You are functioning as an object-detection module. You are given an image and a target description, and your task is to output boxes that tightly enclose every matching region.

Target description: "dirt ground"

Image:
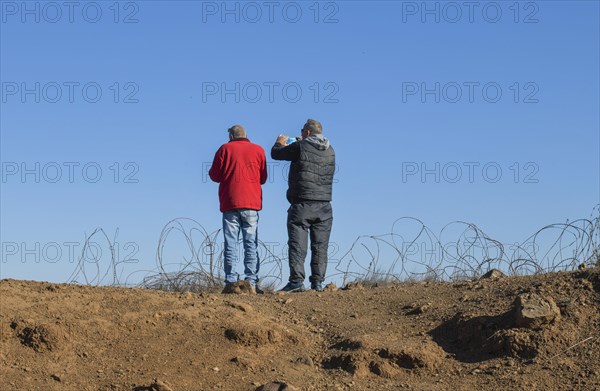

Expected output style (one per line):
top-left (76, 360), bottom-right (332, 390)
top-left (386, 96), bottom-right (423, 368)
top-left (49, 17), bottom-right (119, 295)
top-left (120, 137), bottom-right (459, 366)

top-left (1, 269), bottom-right (599, 391)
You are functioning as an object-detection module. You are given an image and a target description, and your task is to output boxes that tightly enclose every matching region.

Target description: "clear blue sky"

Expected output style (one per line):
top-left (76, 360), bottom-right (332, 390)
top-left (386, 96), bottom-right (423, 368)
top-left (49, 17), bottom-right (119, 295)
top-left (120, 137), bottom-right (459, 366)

top-left (1, 1), bottom-right (598, 284)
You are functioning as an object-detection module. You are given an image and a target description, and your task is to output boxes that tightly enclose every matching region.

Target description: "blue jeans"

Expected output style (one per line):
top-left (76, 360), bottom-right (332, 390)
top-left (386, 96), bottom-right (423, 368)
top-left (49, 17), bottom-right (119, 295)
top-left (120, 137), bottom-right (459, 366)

top-left (222, 209), bottom-right (260, 285)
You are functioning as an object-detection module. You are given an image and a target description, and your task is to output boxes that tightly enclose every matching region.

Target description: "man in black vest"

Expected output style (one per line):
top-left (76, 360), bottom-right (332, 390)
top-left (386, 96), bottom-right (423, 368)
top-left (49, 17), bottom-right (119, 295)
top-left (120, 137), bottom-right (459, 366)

top-left (271, 119), bottom-right (336, 292)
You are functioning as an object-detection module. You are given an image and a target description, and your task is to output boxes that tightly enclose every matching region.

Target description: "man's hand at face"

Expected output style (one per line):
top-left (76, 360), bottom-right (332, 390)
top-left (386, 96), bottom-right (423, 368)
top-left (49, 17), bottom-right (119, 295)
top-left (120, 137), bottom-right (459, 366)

top-left (276, 134), bottom-right (289, 146)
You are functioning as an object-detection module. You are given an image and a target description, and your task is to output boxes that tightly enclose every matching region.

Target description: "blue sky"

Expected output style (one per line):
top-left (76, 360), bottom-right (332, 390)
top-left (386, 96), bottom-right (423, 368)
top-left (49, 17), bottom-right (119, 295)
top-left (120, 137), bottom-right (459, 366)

top-left (1, 1), bottom-right (599, 285)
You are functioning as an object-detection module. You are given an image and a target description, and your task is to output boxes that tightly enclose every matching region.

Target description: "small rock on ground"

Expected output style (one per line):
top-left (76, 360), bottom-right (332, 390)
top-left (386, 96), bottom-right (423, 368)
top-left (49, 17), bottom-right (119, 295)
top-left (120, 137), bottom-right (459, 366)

top-left (256, 381), bottom-right (297, 391)
top-left (513, 293), bottom-right (560, 328)
top-left (480, 269), bottom-right (506, 280)
top-left (151, 378), bottom-right (174, 391)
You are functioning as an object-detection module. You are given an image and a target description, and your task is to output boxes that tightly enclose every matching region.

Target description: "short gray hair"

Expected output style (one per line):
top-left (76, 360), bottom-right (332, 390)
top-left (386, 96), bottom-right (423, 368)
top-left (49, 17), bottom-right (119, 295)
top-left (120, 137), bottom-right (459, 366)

top-left (303, 119), bottom-right (322, 134)
top-left (228, 124), bottom-right (246, 138)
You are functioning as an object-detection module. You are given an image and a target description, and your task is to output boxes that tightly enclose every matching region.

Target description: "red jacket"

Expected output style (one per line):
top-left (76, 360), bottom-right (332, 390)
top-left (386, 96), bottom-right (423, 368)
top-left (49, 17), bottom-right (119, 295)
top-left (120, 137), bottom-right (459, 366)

top-left (209, 139), bottom-right (268, 212)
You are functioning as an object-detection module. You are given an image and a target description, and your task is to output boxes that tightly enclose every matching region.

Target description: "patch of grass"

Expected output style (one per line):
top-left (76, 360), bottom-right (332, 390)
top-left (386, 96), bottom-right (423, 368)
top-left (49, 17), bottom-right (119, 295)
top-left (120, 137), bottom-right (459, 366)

top-left (350, 273), bottom-right (398, 288)
top-left (345, 268), bottom-right (446, 288)
top-left (141, 271), bottom-right (224, 294)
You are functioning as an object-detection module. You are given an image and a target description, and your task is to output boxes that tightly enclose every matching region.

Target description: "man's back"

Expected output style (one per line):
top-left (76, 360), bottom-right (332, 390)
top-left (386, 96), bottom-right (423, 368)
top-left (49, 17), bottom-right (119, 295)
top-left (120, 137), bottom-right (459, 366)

top-left (288, 138), bottom-right (335, 203)
top-left (271, 134), bottom-right (335, 204)
top-left (209, 139), bottom-right (267, 212)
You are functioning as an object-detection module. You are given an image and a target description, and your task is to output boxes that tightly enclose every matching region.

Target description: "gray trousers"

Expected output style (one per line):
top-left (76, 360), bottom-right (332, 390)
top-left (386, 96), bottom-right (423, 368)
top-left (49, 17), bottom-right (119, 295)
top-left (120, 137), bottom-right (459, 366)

top-left (287, 201), bottom-right (333, 283)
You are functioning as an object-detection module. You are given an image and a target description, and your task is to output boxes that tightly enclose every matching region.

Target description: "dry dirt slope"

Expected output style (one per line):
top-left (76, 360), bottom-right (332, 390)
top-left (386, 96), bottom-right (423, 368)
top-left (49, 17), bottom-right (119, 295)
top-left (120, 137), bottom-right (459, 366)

top-left (1, 270), bottom-right (599, 391)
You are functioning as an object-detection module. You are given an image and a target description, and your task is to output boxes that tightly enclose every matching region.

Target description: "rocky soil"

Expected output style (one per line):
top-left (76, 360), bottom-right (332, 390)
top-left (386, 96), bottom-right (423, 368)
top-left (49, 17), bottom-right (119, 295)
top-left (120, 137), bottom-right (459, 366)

top-left (1, 269), bottom-right (599, 390)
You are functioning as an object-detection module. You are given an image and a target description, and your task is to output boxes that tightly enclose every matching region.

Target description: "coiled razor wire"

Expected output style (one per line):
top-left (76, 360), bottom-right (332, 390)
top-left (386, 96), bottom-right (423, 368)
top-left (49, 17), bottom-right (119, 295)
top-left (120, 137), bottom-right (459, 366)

top-left (67, 205), bottom-right (600, 290)
top-left (333, 205), bottom-right (599, 285)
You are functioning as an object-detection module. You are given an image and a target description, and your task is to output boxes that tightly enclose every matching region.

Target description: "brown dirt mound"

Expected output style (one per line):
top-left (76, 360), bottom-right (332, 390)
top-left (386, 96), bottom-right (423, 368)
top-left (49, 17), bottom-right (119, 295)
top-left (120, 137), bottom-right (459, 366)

top-left (377, 341), bottom-right (445, 369)
top-left (10, 319), bottom-right (68, 352)
top-left (222, 280), bottom-right (256, 295)
top-left (323, 336), bottom-right (444, 378)
top-left (224, 321), bottom-right (297, 347)
top-left (1, 270), bottom-right (599, 390)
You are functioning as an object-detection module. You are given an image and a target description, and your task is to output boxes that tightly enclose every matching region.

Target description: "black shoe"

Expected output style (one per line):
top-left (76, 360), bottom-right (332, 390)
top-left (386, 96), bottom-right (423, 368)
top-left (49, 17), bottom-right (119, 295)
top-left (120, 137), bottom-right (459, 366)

top-left (279, 282), bottom-right (305, 292)
top-left (311, 281), bottom-right (323, 292)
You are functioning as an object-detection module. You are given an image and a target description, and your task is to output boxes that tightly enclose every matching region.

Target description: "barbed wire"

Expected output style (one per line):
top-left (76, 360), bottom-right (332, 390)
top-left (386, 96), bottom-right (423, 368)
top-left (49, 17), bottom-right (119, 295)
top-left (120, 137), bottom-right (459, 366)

top-left (67, 205), bottom-right (600, 290)
top-left (136, 217), bottom-right (284, 292)
top-left (333, 205), bottom-right (599, 285)
top-left (66, 228), bottom-right (122, 286)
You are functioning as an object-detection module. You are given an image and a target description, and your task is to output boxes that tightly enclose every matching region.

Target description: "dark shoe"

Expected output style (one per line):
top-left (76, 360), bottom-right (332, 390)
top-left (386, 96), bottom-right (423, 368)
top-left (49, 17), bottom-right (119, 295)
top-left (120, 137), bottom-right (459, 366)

top-left (311, 281), bottom-right (323, 292)
top-left (221, 282), bottom-right (237, 294)
top-left (279, 282), bottom-right (305, 292)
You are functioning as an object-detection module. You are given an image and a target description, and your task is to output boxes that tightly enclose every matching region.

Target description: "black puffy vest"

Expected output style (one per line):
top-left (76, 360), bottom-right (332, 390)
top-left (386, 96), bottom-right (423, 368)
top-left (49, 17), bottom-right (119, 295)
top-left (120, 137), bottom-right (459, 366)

top-left (287, 141), bottom-right (335, 203)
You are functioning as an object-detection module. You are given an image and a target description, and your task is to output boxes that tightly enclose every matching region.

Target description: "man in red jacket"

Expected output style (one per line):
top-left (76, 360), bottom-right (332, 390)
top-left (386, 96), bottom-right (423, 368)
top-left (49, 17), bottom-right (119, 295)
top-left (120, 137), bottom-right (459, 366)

top-left (209, 125), bottom-right (267, 291)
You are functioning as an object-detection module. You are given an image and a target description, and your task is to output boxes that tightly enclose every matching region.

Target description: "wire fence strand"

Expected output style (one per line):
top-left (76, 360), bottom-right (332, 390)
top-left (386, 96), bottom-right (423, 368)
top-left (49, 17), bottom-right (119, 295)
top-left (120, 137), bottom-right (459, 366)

top-left (67, 205), bottom-right (600, 291)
